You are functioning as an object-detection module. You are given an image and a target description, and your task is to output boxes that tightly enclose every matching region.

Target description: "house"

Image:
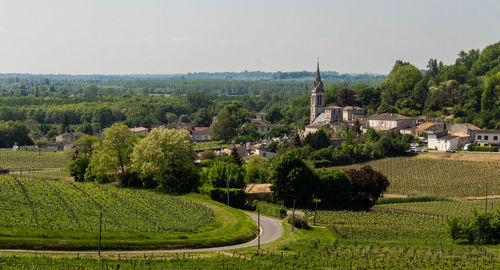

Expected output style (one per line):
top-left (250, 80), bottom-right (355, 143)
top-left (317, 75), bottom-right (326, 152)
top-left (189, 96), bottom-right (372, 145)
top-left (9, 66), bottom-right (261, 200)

top-left (449, 123), bottom-right (480, 143)
top-left (368, 113), bottom-right (415, 133)
top-left (192, 127), bottom-right (212, 141)
top-left (249, 118), bottom-right (280, 134)
top-left (46, 143), bottom-right (62, 151)
top-left (129, 127), bottom-right (148, 136)
top-left (56, 132), bottom-right (86, 144)
top-left (475, 130), bottom-right (500, 147)
top-left (342, 106), bottom-right (366, 122)
top-left (428, 134), bottom-right (460, 151)
top-left (30, 134), bottom-right (49, 142)
top-left (255, 112), bottom-right (266, 121)
top-left (254, 147), bottom-right (276, 161)
top-left (329, 133), bottom-right (345, 146)
top-left (304, 121), bottom-right (345, 137)
top-left (223, 144), bottom-right (249, 158)
top-left (245, 183), bottom-right (272, 203)
top-left (414, 122), bottom-right (446, 136)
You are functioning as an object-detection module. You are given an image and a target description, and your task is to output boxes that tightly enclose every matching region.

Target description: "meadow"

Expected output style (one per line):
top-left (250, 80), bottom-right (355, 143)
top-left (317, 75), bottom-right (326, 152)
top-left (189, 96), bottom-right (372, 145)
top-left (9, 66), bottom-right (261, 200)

top-left (336, 157), bottom-right (500, 198)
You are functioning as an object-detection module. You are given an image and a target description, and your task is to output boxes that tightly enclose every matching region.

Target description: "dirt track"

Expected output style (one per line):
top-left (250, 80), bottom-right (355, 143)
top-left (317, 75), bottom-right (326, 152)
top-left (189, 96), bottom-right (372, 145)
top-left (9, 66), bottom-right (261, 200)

top-left (416, 152), bottom-right (500, 162)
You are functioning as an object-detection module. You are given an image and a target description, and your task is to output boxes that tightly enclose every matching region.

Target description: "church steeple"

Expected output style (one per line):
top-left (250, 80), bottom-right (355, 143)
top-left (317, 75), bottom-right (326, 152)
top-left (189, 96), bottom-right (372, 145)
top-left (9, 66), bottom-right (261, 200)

top-left (310, 60), bottom-right (325, 123)
top-left (315, 59), bottom-right (321, 82)
top-left (312, 59), bottom-right (324, 92)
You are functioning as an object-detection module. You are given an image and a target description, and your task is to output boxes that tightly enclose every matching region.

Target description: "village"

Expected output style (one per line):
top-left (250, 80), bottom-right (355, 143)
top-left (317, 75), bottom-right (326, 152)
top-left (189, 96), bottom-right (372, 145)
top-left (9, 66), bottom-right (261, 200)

top-left (17, 63), bottom-right (500, 161)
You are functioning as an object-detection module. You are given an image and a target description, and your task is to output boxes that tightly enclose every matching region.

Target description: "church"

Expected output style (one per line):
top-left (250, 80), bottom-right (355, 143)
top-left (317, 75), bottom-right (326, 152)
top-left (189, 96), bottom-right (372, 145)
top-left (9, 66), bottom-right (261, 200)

top-left (305, 61), bottom-right (366, 136)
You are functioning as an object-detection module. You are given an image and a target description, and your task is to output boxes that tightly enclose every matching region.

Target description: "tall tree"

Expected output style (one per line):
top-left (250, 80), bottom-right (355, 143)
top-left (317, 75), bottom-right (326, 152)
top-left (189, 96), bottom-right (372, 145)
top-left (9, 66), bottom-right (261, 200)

top-left (211, 110), bottom-right (237, 141)
top-left (86, 123), bottom-right (138, 182)
top-left (193, 108), bottom-right (213, 127)
top-left (481, 72), bottom-right (500, 112)
top-left (269, 150), bottom-right (317, 208)
top-left (337, 88), bottom-right (357, 107)
top-left (131, 128), bottom-right (199, 193)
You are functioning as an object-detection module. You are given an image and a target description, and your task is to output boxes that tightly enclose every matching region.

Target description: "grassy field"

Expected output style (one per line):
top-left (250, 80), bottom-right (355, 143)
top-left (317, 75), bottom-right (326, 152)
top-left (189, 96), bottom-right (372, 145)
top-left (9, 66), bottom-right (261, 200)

top-left (0, 176), bottom-right (257, 250)
top-left (336, 157), bottom-right (500, 198)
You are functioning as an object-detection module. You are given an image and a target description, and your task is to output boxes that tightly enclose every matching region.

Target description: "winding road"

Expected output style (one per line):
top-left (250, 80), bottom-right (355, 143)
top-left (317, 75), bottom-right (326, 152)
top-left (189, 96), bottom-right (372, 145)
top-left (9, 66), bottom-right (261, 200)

top-left (0, 212), bottom-right (283, 254)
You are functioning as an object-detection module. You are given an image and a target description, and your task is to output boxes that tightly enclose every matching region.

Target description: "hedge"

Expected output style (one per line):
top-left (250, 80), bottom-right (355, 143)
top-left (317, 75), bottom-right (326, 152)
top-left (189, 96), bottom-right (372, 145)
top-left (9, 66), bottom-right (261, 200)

top-left (208, 188), bottom-right (247, 209)
top-left (469, 145), bottom-right (498, 152)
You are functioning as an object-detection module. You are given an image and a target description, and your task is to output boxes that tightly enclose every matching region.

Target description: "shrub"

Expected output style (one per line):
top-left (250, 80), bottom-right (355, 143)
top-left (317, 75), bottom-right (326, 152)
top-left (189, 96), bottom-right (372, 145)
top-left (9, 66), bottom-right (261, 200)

top-left (469, 145), bottom-right (498, 152)
top-left (253, 201), bottom-right (286, 218)
top-left (344, 165), bottom-right (389, 210)
top-left (446, 210), bottom-right (500, 244)
top-left (208, 188), bottom-right (247, 209)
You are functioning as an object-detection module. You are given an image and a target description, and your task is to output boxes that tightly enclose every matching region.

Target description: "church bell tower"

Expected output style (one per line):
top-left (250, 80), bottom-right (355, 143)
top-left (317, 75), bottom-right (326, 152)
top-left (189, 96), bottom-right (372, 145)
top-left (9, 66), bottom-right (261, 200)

top-left (310, 60), bottom-right (325, 123)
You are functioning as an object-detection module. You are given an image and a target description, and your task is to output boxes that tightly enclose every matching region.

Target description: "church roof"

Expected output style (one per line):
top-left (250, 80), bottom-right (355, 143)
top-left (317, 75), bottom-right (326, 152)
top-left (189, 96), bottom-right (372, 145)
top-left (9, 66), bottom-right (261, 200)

top-left (311, 113), bottom-right (326, 124)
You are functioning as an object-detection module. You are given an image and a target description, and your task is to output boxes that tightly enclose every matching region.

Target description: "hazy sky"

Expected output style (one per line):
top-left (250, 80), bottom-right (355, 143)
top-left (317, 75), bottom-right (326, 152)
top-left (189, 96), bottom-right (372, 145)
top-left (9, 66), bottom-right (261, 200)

top-left (1, 0), bottom-right (499, 75)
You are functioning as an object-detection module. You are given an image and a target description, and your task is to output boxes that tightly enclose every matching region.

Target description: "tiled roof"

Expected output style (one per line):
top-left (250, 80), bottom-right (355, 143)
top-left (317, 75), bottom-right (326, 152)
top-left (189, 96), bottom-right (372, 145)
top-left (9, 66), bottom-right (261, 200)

top-left (192, 127), bottom-right (211, 135)
top-left (329, 133), bottom-right (344, 141)
top-left (452, 123), bottom-right (481, 131)
top-left (368, 113), bottom-right (412, 120)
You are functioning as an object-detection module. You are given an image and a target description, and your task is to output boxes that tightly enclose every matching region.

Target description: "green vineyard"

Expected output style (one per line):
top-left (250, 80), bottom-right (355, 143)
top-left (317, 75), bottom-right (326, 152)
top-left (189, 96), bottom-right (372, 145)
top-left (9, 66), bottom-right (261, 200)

top-left (336, 157), bottom-right (500, 198)
top-left (0, 150), bottom-right (70, 170)
top-left (0, 176), bottom-right (258, 250)
top-left (0, 176), bottom-right (213, 232)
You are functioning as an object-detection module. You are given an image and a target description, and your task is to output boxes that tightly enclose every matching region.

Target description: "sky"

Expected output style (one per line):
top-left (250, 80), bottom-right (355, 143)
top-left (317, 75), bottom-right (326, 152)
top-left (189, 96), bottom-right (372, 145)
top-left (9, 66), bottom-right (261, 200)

top-left (1, 0), bottom-right (500, 75)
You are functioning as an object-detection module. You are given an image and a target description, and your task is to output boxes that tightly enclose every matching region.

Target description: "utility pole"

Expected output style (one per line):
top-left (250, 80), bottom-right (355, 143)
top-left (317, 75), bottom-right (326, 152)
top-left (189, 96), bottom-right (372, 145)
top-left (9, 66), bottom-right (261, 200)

top-left (291, 199), bottom-right (296, 232)
top-left (226, 166), bottom-right (230, 207)
top-left (258, 208), bottom-right (261, 251)
top-left (313, 198), bottom-right (321, 226)
top-left (98, 212), bottom-right (102, 257)
top-left (485, 181), bottom-right (488, 213)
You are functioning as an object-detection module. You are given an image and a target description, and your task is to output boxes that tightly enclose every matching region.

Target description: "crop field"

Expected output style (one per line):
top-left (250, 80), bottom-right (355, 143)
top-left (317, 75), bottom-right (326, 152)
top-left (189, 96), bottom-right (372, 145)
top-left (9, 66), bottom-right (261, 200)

top-left (0, 150), bottom-right (69, 170)
top-left (0, 176), bottom-right (259, 250)
top-left (193, 140), bottom-right (227, 151)
top-left (303, 208), bottom-right (447, 241)
top-left (0, 176), bottom-right (213, 232)
top-left (375, 199), bottom-right (500, 218)
top-left (336, 157), bottom-right (500, 198)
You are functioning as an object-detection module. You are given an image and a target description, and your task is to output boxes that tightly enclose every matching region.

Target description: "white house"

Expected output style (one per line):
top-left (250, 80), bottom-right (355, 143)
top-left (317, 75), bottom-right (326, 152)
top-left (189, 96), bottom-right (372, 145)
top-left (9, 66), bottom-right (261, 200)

top-left (368, 113), bottom-right (415, 132)
top-left (428, 134), bottom-right (460, 151)
top-left (475, 130), bottom-right (500, 147)
top-left (254, 148), bottom-right (276, 161)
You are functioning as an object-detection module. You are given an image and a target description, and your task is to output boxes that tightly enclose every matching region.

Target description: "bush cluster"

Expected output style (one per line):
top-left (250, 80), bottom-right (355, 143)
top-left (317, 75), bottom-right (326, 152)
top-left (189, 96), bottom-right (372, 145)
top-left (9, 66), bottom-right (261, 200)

top-left (447, 210), bottom-right (500, 244)
top-left (207, 188), bottom-right (247, 209)
top-left (469, 145), bottom-right (498, 152)
top-left (270, 150), bottom-right (389, 210)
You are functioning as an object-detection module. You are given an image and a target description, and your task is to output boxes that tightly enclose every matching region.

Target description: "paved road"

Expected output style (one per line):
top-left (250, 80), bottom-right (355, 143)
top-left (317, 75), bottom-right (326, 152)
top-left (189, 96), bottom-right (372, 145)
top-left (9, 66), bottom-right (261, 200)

top-left (0, 212), bottom-right (283, 254)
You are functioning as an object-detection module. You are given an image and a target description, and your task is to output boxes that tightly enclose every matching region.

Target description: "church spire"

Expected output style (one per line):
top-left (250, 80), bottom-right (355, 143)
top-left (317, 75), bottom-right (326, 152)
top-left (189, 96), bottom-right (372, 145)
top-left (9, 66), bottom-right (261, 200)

top-left (315, 58), bottom-right (321, 82)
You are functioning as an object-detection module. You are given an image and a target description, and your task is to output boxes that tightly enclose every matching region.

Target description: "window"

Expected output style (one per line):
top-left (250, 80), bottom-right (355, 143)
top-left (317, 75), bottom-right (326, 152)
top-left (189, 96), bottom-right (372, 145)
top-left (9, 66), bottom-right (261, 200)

top-left (494, 136), bottom-right (498, 141)
top-left (205, 136), bottom-right (208, 140)
top-left (478, 135), bottom-right (482, 140)
top-left (485, 136), bottom-right (489, 140)
top-left (262, 152), bottom-right (267, 157)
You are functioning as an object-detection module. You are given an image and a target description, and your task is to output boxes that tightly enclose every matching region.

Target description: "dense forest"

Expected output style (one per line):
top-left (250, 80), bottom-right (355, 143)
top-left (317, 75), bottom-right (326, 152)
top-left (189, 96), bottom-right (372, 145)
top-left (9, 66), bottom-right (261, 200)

top-left (0, 41), bottom-right (499, 147)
